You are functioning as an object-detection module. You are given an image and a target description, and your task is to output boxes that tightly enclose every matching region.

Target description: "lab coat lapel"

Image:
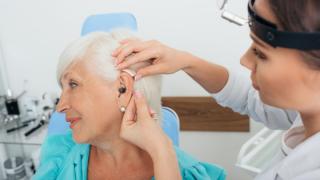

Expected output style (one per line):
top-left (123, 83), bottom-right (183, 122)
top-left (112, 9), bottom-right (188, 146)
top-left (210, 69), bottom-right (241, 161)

top-left (277, 132), bottom-right (320, 179)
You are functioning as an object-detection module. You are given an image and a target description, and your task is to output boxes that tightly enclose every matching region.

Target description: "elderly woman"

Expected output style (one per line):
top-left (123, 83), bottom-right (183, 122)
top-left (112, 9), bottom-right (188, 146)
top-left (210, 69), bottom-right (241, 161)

top-left (32, 30), bottom-right (225, 180)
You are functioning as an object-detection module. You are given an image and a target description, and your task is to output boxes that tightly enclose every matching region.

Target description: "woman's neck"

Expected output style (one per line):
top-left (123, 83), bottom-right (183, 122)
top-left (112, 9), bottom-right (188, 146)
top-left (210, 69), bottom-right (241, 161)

top-left (88, 137), bottom-right (154, 180)
top-left (91, 136), bottom-right (152, 169)
top-left (300, 111), bottom-right (320, 139)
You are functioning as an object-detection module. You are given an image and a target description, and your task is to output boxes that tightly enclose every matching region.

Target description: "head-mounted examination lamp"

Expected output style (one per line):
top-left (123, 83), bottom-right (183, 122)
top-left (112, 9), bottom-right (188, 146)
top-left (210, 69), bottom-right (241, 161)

top-left (248, 0), bottom-right (320, 50)
top-left (217, 0), bottom-right (247, 26)
top-left (219, 0), bottom-right (320, 50)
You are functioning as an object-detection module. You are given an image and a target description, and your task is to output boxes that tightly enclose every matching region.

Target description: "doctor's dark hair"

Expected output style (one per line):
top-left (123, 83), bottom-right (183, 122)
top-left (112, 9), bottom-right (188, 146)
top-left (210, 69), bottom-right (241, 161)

top-left (268, 0), bottom-right (320, 69)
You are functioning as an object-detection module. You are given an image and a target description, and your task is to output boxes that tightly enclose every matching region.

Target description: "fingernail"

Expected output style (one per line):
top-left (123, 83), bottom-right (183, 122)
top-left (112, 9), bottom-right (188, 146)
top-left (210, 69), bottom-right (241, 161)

top-left (135, 74), bottom-right (142, 81)
top-left (114, 62), bottom-right (119, 69)
top-left (113, 58), bottom-right (118, 64)
top-left (150, 109), bottom-right (156, 114)
top-left (134, 90), bottom-right (142, 98)
top-left (116, 59), bottom-right (121, 65)
top-left (117, 63), bottom-right (124, 69)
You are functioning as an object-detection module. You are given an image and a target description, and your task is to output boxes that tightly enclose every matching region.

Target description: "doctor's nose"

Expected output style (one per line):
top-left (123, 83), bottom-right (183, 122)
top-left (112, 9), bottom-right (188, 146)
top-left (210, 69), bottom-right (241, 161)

top-left (240, 48), bottom-right (256, 71)
top-left (56, 94), bottom-right (70, 113)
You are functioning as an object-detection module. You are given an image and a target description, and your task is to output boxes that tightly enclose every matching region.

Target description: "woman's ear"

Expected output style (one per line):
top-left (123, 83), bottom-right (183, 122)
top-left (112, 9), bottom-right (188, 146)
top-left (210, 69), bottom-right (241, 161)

top-left (117, 72), bottom-right (134, 111)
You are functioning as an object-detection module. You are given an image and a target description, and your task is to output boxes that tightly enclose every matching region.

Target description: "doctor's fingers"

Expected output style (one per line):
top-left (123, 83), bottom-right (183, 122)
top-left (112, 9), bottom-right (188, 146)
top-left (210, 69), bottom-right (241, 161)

top-left (133, 91), bottom-right (152, 121)
top-left (122, 92), bottom-right (156, 126)
top-left (112, 38), bottom-right (138, 56)
top-left (116, 47), bottom-right (162, 70)
top-left (119, 38), bottom-right (140, 45)
top-left (113, 40), bottom-right (152, 64)
top-left (122, 96), bottom-right (136, 126)
top-left (135, 64), bottom-right (169, 80)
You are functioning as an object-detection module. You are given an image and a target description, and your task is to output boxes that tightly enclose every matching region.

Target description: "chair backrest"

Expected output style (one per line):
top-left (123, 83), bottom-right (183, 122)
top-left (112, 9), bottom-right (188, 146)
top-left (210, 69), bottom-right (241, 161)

top-left (48, 13), bottom-right (179, 146)
top-left (161, 107), bottom-right (180, 146)
top-left (47, 112), bottom-right (68, 135)
top-left (81, 12), bottom-right (137, 36)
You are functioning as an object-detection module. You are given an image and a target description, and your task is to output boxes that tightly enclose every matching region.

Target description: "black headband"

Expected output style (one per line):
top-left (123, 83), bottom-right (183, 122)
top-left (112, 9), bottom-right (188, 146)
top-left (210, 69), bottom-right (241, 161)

top-left (248, 0), bottom-right (320, 50)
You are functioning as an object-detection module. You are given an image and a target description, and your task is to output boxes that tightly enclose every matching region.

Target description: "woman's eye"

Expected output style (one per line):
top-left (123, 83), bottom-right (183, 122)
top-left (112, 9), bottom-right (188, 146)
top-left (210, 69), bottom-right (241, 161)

top-left (252, 48), bottom-right (267, 60)
top-left (68, 80), bottom-right (78, 89)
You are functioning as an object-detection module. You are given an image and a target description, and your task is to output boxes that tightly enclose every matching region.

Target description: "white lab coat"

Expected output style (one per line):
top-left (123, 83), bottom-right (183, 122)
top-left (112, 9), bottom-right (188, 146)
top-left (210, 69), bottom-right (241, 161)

top-left (212, 70), bottom-right (320, 180)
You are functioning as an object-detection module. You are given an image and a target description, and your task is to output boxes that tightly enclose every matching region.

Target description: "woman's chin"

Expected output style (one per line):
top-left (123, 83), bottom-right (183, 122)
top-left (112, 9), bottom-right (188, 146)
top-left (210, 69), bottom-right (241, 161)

top-left (72, 133), bottom-right (88, 144)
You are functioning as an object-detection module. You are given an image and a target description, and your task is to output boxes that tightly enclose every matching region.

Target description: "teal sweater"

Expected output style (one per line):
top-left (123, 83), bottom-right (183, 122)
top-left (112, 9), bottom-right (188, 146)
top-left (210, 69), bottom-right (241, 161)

top-left (33, 132), bottom-right (226, 180)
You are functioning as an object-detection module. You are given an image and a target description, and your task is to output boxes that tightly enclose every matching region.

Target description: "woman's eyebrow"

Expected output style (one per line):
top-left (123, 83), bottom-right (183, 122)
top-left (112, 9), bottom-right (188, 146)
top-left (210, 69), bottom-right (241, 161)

top-left (63, 72), bottom-right (80, 80)
top-left (62, 72), bottom-right (70, 80)
top-left (59, 72), bottom-right (70, 88)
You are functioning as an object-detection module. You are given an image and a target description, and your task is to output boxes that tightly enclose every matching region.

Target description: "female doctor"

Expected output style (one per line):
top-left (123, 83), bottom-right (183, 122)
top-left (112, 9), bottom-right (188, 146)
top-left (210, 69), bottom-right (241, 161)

top-left (116, 0), bottom-right (320, 179)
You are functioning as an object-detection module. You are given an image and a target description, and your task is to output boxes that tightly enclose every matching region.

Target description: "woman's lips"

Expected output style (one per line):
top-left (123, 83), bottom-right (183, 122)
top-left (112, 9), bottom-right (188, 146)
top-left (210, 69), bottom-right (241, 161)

top-left (66, 117), bottom-right (81, 129)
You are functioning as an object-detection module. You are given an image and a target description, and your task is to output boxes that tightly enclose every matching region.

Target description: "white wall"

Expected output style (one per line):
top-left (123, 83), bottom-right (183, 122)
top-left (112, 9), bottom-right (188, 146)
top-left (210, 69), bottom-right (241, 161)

top-left (0, 0), bottom-right (263, 179)
top-left (0, 42), bottom-right (8, 96)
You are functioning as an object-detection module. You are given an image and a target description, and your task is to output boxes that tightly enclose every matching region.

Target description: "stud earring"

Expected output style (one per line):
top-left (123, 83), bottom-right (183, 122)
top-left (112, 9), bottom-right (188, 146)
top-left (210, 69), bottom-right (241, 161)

top-left (120, 106), bottom-right (126, 113)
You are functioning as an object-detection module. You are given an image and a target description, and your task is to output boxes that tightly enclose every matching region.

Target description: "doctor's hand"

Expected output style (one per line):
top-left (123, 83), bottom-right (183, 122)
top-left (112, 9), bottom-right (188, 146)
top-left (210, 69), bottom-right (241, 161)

top-left (112, 39), bottom-right (191, 80)
top-left (120, 90), bottom-right (172, 155)
top-left (120, 90), bottom-right (182, 180)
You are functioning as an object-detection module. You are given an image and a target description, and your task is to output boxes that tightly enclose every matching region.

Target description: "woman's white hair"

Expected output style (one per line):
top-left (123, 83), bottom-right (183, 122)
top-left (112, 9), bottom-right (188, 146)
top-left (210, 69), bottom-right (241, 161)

top-left (57, 29), bottom-right (162, 121)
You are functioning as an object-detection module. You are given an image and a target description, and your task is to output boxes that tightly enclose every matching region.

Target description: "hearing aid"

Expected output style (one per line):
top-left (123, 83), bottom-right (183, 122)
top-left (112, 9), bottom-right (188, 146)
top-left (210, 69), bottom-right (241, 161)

top-left (118, 85), bottom-right (126, 94)
top-left (118, 69), bottom-right (136, 95)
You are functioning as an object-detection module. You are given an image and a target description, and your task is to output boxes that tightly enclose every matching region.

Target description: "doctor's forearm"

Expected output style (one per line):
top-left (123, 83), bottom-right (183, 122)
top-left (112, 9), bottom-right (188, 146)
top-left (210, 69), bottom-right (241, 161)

top-left (150, 140), bottom-right (182, 180)
top-left (182, 52), bottom-right (229, 94)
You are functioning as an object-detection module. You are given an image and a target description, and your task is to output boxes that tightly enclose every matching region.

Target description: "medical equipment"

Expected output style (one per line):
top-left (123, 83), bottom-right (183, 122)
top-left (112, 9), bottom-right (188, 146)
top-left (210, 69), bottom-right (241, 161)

top-left (3, 156), bottom-right (27, 180)
top-left (217, 0), bottom-right (247, 26)
top-left (22, 100), bottom-right (53, 137)
top-left (118, 86), bottom-right (126, 94)
top-left (5, 98), bottom-right (20, 116)
top-left (248, 0), bottom-right (320, 50)
top-left (6, 123), bottom-right (29, 133)
top-left (0, 96), bottom-right (51, 179)
top-left (236, 127), bottom-right (283, 177)
top-left (0, 95), bottom-right (53, 136)
top-left (6, 118), bottom-right (36, 133)
top-left (24, 119), bottom-right (46, 137)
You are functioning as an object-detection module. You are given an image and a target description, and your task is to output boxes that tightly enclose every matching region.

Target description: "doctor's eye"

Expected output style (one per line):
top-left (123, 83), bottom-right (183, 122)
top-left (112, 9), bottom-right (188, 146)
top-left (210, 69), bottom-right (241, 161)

top-left (68, 80), bottom-right (78, 89)
top-left (252, 47), bottom-right (267, 60)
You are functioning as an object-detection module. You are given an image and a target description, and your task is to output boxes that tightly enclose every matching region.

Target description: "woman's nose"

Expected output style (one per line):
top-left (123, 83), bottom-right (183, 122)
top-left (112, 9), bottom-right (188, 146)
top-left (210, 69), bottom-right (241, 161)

top-left (56, 94), bottom-right (70, 113)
